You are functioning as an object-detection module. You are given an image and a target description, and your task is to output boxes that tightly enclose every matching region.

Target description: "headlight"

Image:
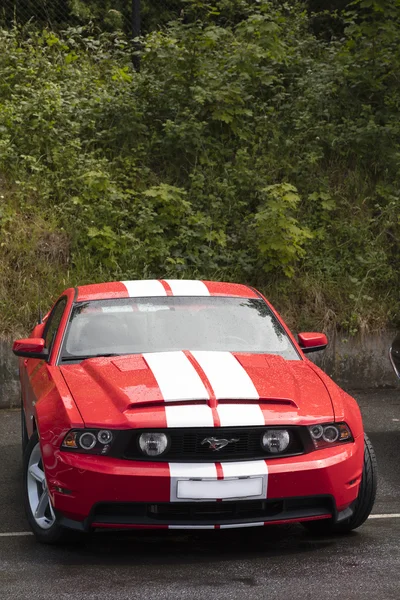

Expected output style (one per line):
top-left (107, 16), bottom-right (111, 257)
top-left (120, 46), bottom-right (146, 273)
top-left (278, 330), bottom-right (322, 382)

top-left (98, 430), bottom-right (113, 444)
top-left (62, 429), bottom-right (114, 455)
top-left (261, 429), bottom-right (291, 454)
top-left (79, 432), bottom-right (97, 450)
top-left (138, 433), bottom-right (169, 457)
top-left (308, 423), bottom-right (353, 449)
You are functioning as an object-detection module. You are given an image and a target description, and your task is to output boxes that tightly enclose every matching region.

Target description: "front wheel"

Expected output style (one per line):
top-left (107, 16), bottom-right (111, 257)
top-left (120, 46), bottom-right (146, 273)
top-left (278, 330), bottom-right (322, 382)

top-left (23, 432), bottom-right (83, 544)
top-left (304, 433), bottom-right (377, 535)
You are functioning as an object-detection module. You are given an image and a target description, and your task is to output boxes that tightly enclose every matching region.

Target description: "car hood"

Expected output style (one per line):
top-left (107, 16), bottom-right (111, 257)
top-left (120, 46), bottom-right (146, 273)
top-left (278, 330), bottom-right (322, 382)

top-left (60, 351), bottom-right (334, 429)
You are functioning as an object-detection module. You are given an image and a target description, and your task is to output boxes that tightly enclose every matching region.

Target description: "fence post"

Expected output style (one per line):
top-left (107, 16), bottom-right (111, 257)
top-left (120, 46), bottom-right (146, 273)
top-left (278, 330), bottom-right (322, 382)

top-left (132, 0), bottom-right (141, 71)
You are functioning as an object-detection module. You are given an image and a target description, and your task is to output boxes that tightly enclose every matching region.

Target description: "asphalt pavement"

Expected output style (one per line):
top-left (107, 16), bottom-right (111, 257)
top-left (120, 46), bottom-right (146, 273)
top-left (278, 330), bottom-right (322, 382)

top-left (0, 389), bottom-right (399, 600)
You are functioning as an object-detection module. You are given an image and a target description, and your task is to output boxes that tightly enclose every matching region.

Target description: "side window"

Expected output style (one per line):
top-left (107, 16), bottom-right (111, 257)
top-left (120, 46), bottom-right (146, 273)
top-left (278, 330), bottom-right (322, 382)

top-left (43, 298), bottom-right (67, 353)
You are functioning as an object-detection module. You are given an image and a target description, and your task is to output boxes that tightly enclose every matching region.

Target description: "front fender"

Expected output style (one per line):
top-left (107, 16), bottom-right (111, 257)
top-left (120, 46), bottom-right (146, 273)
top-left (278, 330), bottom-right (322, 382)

top-left (307, 362), bottom-right (364, 440)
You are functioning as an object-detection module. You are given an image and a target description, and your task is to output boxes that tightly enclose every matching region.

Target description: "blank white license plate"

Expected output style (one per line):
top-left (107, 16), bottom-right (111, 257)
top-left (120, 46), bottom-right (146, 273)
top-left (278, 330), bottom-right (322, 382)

top-left (177, 477), bottom-right (263, 500)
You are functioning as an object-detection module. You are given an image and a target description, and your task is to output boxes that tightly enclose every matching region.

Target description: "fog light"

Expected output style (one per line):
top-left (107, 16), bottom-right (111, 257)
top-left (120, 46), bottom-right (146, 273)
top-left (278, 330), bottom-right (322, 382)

top-left (262, 430), bottom-right (290, 454)
top-left (139, 433), bottom-right (169, 457)
top-left (79, 432), bottom-right (97, 450)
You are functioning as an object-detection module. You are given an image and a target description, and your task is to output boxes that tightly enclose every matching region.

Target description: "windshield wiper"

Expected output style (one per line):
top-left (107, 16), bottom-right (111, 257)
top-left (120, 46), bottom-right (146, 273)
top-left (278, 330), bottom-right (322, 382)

top-left (61, 353), bottom-right (121, 362)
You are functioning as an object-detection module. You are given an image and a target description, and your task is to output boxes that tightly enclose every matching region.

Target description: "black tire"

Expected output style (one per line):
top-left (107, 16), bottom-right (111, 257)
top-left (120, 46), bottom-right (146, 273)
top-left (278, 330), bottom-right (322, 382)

top-left (23, 432), bottom-right (85, 545)
top-left (304, 433), bottom-right (377, 535)
top-left (21, 400), bottom-right (29, 453)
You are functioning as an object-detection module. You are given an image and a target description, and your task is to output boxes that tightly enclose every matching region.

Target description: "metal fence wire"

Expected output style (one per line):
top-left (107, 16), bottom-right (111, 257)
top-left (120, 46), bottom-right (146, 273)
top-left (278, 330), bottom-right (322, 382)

top-left (0, 1), bottom-right (185, 35)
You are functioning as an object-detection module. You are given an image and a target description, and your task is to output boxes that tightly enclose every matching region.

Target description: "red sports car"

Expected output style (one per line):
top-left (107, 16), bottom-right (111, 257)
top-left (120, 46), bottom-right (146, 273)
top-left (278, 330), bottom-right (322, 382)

top-left (13, 280), bottom-right (377, 544)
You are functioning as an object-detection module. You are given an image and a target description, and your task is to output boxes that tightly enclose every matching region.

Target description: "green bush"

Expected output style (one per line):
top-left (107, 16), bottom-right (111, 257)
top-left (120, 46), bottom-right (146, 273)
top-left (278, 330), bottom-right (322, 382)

top-left (0, 0), bottom-right (399, 334)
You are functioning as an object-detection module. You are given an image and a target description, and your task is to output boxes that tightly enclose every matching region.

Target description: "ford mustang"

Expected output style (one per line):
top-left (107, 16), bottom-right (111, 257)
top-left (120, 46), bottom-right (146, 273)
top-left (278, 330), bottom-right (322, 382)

top-left (13, 279), bottom-right (377, 543)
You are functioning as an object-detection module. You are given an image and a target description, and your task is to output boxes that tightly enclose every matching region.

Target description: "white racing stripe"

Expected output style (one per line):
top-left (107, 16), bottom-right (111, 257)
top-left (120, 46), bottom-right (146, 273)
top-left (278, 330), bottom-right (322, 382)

top-left (169, 463), bottom-right (217, 503)
top-left (221, 460), bottom-right (268, 479)
top-left (217, 404), bottom-right (265, 427)
top-left (144, 351), bottom-right (209, 402)
top-left (192, 351), bottom-right (259, 400)
top-left (169, 525), bottom-right (215, 530)
top-left (164, 280), bottom-right (210, 296)
top-left (220, 523), bottom-right (265, 529)
top-left (221, 460), bottom-right (268, 500)
top-left (169, 463), bottom-right (218, 479)
top-left (165, 405), bottom-right (214, 428)
top-left (121, 280), bottom-right (167, 297)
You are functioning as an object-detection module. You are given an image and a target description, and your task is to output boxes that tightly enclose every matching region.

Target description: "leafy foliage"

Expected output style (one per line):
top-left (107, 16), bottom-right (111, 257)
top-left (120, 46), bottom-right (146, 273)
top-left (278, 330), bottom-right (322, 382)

top-left (0, 0), bottom-right (399, 334)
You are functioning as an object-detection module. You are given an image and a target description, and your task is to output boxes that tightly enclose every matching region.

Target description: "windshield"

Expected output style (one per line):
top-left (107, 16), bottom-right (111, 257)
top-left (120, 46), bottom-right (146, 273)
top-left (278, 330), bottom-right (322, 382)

top-left (60, 297), bottom-right (300, 361)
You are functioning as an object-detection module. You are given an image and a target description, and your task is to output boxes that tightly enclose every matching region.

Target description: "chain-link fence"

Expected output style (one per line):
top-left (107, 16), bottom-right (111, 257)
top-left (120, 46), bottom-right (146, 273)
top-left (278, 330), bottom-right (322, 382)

top-left (0, 1), bottom-right (185, 36)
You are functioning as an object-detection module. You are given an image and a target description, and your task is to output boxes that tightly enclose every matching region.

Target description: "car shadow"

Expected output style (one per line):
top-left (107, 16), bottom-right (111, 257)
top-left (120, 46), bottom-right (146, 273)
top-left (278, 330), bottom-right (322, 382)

top-left (18, 524), bottom-right (365, 568)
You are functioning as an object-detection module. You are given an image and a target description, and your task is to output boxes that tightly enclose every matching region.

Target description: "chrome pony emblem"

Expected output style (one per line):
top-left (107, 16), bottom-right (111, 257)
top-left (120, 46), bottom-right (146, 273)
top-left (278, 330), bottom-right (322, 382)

top-left (201, 436), bottom-right (240, 451)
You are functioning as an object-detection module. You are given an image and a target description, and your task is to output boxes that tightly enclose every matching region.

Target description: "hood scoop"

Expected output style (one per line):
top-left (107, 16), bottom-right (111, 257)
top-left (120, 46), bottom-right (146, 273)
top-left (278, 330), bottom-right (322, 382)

top-left (112, 356), bottom-right (147, 372)
top-left (124, 396), bottom-right (298, 412)
top-left (218, 397), bottom-right (298, 408)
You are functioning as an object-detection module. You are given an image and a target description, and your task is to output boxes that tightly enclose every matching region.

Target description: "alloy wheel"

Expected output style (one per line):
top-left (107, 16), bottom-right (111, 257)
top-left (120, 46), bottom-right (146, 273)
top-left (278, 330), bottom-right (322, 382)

top-left (26, 442), bottom-right (56, 530)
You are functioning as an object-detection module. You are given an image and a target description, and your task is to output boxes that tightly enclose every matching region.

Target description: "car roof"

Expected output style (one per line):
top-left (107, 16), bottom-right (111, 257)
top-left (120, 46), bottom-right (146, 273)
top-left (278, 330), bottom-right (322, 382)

top-left (76, 280), bottom-right (260, 302)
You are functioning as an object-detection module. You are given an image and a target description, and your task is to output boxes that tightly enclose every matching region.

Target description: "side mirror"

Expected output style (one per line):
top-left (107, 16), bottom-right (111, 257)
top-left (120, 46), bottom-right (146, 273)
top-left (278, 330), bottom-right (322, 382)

top-left (12, 338), bottom-right (48, 360)
top-left (389, 334), bottom-right (400, 379)
top-left (298, 332), bottom-right (328, 354)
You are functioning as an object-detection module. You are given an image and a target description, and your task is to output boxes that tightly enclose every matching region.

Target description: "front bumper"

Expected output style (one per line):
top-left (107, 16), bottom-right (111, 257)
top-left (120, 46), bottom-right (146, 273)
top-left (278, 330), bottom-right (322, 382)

top-left (46, 436), bottom-right (363, 531)
top-left (56, 496), bottom-right (355, 532)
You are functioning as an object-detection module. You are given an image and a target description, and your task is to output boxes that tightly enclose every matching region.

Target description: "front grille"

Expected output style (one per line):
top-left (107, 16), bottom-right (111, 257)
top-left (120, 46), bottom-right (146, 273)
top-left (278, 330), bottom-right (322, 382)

top-left (90, 497), bottom-right (334, 526)
top-left (123, 427), bottom-right (305, 461)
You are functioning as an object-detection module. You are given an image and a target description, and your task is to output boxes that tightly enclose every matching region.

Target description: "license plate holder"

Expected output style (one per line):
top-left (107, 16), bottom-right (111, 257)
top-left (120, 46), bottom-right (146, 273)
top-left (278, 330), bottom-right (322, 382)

top-left (176, 477), bottom-right (263, 500)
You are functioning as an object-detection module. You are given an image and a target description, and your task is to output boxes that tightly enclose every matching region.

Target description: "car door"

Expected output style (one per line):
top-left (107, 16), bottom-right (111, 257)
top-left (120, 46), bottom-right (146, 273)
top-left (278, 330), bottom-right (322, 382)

top-left (390, 333), bottom-right (400, 380)
top-left (21, 297), bottom-right (68, 436)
